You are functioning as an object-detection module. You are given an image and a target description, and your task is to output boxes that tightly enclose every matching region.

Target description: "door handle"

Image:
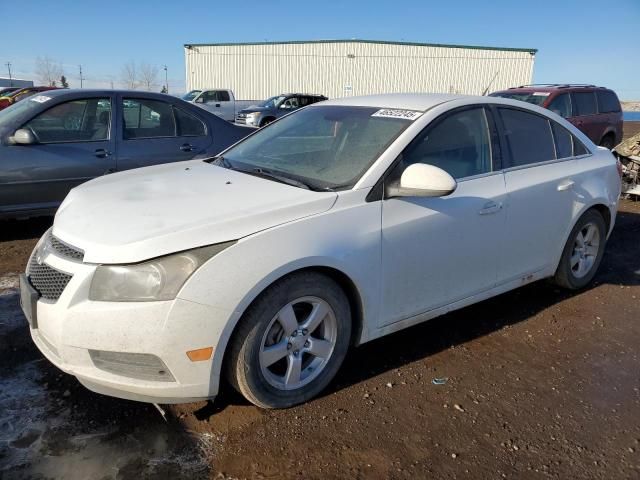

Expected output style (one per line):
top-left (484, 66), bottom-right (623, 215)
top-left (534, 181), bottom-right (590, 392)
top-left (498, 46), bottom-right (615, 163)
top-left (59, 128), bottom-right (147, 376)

top-left (478, 201), bottom-right (503, 215)
top-left (557, 180), bottom-right (575, 191)
top-left (94, 148), bottom-right (112, 158)
top-left (180, 143), bottom-right (194, 152)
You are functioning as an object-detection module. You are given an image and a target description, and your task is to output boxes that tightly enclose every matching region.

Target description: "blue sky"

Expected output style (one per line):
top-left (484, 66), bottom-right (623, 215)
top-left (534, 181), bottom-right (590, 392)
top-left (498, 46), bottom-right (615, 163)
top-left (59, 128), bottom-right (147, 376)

top-left (2, 0), bottom-right (639, 99)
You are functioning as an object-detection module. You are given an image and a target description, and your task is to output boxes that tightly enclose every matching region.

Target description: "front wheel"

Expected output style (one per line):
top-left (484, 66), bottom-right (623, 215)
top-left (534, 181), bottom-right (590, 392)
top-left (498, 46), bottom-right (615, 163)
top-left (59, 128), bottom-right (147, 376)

top-left (553, 210), bottom-right (607, 290)
top-left (226, 272), bottom-right (351, 408)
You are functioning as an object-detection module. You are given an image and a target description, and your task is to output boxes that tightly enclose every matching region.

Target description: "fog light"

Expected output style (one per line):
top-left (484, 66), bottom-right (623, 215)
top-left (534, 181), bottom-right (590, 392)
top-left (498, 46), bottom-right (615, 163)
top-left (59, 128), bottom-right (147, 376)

top-left (89, 350), bottom-right (176, 382)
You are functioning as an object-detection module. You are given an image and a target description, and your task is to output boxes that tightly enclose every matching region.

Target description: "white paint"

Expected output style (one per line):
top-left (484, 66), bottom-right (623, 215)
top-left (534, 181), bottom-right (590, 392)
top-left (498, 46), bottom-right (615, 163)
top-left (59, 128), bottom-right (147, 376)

top-left (26, 93), bottom-right (619, 404)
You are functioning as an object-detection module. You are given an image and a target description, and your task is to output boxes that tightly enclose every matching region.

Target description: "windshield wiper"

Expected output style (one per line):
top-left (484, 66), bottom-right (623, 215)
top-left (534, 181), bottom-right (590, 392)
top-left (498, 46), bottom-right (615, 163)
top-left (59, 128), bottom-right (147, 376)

top-left (207, 157), bottom-right (316, 191)
top-left (241, 167), bottom-right (312, 190)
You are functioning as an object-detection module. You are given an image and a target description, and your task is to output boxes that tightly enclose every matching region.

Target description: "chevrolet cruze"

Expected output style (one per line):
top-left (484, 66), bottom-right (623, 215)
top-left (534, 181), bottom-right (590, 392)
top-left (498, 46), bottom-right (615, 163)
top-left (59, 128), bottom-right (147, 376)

top-left (20, 94), bottom-right (621, 408)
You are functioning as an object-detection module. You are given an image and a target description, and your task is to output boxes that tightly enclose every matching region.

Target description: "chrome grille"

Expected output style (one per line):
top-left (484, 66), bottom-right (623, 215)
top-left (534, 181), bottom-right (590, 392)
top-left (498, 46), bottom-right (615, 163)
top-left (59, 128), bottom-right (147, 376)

top-left (235, 113), bottom-right (247, 124)
top-left (27, 256), bottom-right (72, 301)
top-left (49, 233), bottom-right (84, 261)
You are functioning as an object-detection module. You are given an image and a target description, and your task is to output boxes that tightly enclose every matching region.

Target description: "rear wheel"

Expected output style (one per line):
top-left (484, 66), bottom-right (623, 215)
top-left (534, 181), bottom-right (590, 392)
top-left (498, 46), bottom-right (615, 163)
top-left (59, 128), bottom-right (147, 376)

top-left (553, 210), bottom-right (606, 290)
top-left (226, 272), bottom-right (351, 408)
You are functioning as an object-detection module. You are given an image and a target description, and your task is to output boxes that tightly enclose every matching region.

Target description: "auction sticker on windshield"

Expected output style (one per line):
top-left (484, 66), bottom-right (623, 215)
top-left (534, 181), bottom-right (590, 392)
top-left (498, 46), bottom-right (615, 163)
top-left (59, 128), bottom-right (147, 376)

top-left (30, 95), bottom-right (52, 103)
top-left (372, 109), bottom-right (423, 120)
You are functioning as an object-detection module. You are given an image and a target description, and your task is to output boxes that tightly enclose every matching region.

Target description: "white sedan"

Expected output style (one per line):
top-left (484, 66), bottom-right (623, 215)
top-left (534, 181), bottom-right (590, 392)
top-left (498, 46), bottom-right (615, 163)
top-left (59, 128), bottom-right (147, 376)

top-left (21, 93), bottom-right (621, 408)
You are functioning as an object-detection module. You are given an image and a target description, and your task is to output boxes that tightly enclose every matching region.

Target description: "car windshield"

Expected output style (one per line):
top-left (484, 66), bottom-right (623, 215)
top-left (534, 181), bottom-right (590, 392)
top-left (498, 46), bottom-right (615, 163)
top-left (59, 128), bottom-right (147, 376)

top-left (0, 94), bottom-right (42, 125)
top-left (258, 96), bottom-right (286, 108)
top-left (490, 92), bottom-right (549, 106)
top-left (219, 105), bottom-right (415, 190)
top-left (182, 90), bottom-right (201, 101)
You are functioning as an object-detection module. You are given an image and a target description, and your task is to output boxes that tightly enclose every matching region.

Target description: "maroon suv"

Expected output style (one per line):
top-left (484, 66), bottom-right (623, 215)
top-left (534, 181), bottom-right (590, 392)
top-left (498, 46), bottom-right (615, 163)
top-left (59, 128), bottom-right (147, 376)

top-left (490, 84), bottom-right (623, 149)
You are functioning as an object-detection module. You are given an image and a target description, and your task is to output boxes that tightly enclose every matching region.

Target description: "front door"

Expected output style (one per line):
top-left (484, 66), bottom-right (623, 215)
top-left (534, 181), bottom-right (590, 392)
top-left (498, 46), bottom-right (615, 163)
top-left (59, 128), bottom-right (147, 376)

top-left (0, 96), bottom-right (116, 215)
top-left (380, 106), bottom-right (506, 326)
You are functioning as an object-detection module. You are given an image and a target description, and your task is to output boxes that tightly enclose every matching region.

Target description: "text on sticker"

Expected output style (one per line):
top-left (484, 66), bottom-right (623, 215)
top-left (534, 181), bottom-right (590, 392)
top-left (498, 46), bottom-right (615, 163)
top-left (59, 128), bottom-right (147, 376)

top-left (30, 95), bottom-right (52, 103)
top-left (372, 109), bottom-right (423, 120)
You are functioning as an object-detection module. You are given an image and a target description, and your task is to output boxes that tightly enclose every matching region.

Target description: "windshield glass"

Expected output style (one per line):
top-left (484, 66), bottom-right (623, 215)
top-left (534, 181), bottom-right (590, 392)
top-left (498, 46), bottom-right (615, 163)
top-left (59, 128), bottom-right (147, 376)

top-left (0, 94), bottom-right (42, 125)
top-left (258, 95), bottom-right (286, 108)
top-left (221, 105), bottom-right (415, 190)
top-left (182, 90), bottom-right (201, 101)
top-left (490, 92), bottom-right (549, 106)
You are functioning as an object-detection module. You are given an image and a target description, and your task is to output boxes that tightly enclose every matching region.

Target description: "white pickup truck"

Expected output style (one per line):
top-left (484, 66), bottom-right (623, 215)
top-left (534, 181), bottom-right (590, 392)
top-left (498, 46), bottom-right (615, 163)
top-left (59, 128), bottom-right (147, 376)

top-left (182, 89), bottom-right (259, 122)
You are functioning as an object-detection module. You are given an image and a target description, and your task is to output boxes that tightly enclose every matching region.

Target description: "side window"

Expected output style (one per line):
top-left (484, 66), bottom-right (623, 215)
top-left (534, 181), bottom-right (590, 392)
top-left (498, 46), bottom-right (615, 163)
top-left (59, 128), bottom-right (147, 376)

top-left (551, 122), bottom-right (573, 159)
top-left (216, 91), bottom-right (230, 102)
top-left (547, 94), bottom-right (571, 118)
top-left (280, 97), bottom-right (300, 110)
top-left (174, 107), bottom-right (206, 136)
top-left (499, 108), bottom-right (555, 166)
top-left (24, 98), bottom-right (111, 143)
top-left (201, 91), bottom-right (217, 103)
top-left (298, 96), bottom-right (312, 107)
top-left (596, 90), bottom-right (621, 113)
top-left (572, 92), bottom-right (597, 116)
top-left (403, 107), bottom-right (493, 179)
top-left (122, 98), bottom-right (175, 139)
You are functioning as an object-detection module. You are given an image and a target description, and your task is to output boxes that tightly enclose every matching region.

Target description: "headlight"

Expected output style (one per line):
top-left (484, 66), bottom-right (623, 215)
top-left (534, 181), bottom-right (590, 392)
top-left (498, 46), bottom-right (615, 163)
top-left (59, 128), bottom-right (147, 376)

top-left (89, 242), bottom-right (235, 302)
top-left (246, 112), bottom-right (262, 125)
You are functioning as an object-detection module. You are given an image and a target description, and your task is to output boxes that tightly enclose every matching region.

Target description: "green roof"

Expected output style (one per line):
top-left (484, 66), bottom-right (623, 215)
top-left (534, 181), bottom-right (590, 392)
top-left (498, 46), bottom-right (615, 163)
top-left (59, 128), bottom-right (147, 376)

top-left (184, 39), bottom-right (537, 54)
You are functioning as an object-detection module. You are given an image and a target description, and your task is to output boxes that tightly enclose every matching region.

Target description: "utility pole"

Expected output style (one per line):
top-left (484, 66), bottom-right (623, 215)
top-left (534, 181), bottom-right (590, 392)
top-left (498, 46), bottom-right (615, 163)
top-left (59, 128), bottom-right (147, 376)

top-left (5, 62), bottom-right (12, 86)
top-left (78, 65), bottom-right (84, 88)
top-left (163, 65), bottom-right (168, 93)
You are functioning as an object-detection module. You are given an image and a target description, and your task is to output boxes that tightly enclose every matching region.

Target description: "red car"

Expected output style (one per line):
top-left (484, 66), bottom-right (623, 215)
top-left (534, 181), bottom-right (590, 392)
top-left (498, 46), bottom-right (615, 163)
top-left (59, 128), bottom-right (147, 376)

top-left (490, 84), bottom-right (623, 149)
top-left (0, 86), bottom-right (61, 111)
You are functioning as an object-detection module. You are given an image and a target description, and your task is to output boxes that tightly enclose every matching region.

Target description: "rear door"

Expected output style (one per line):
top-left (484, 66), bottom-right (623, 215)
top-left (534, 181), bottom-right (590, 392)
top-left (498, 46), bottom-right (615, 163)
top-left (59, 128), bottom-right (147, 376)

top-left (569, 91), bottom-right (602, 143)
top-left (116, 95), bottom-right (212, 170)
top-left (0, 95), bottom-right (116, 215)
top-left (496, 106), bottom-right (580, 283)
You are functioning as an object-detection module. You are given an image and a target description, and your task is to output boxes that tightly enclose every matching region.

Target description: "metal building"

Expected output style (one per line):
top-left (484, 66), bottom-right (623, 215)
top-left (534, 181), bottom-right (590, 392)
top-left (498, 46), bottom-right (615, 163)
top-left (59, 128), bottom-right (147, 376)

top-left (184, 39), bottom-right (536, 100)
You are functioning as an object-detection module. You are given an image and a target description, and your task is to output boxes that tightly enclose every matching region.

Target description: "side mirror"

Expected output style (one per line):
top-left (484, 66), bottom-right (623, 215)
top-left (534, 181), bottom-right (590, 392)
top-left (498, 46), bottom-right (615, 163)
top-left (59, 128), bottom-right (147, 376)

top-left (10, 128), bottom-right (37, 145)
top-left (387, 163), bottom-right (457, 198)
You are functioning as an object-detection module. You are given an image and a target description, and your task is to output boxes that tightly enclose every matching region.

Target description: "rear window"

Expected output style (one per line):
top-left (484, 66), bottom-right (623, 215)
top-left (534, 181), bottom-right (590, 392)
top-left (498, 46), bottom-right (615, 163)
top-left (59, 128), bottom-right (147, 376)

top-left (596, 90), bottom-right (621, 113)
top-left (490, 92), bottom-right (549, 106)
top-left (572, 92), bottom-right (597, 116)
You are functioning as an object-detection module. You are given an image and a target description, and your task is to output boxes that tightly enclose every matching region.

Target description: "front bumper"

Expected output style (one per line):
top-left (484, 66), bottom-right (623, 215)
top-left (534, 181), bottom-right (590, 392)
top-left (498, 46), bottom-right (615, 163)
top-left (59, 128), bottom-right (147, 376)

top-left (23, 243), bottom-right (233, 404)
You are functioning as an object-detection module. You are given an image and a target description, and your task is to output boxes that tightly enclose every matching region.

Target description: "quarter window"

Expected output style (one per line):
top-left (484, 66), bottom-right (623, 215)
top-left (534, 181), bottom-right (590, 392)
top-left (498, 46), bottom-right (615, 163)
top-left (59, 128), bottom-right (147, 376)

top-left (174, 107), bottom-right (206, 136)
top-left (572, 92), bottom-right (597, 116)
top-left (403, 108), bottom-right (493, 179)
top-left (551, 122), bottom-right (573, 159)
top-left (24, 98), bottom-right (111, 143)
top-left (596, 90), bottom-right (621, 113)
top-left (547, 94), bottom-right (571, 118)
top-left (123, 98), bottom-right (175, 139)
top-left (499, 108), bottom-right (555, 166)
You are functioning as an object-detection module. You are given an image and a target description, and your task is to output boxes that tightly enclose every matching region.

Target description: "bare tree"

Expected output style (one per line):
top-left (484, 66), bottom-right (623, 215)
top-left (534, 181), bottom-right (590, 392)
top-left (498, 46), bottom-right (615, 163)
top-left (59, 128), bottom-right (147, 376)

top-left (120, 61), bottom-right (138, 89)
top-left (139, 63), bottom-right (159, 91)
top-left (36, 56), bottom-right (63, 86)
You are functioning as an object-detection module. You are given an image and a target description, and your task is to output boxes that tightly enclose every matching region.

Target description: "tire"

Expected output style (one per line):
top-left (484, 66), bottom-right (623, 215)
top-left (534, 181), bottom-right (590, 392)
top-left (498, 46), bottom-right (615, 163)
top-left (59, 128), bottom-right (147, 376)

top-left (599, 135), bottom-right (615, 150)
top-left (260, 117), bottom-right (275, 127)
top-left (226, 271), bottom-right (351, 409)
top-left (553, 210), bottom-right (607, 290)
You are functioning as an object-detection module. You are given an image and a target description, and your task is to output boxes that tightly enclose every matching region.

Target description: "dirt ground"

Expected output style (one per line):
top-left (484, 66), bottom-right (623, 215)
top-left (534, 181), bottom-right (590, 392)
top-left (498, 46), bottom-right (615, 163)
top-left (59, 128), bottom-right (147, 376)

top-left (1, 137), bottom-right (639, 479)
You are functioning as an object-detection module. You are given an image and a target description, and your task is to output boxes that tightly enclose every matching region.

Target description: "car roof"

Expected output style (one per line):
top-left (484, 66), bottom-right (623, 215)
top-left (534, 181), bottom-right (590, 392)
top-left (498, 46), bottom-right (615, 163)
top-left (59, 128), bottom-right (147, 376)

top-left (493, 85), bottom-right (612, 94)
top-left (318, 93), bottom-right (470, 111)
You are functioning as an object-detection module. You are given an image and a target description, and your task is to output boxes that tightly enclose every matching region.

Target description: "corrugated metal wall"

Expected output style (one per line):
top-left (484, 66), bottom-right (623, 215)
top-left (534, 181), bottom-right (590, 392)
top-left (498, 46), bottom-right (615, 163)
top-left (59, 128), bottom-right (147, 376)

top-left (185, 41), bottom-right (535, 100)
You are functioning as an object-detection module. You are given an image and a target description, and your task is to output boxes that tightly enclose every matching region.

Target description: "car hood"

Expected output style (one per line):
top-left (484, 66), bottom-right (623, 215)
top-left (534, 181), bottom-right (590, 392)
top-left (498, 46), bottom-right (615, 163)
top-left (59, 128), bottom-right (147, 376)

top-left (239, 106), bottom-right (270, 114)
top-left (53, 160), bottom-right (337, 264)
